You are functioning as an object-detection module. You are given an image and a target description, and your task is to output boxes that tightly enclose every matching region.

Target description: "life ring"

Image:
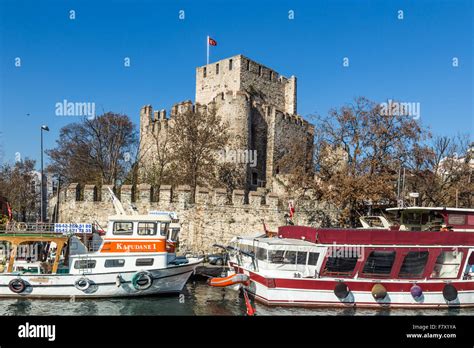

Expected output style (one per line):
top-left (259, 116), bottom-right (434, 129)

top-left (132, 271), bottom-right (153, 290)
top-left (334, 282), bottom-right (350, 299)
top-left (443, 284), bottom-right (458, 302)
top-left (75, 277), bottom-right (92, 292)
top-left (9, 278), bottom-right (26, 293)
top-left (371, 283), bottom-right (387, 300)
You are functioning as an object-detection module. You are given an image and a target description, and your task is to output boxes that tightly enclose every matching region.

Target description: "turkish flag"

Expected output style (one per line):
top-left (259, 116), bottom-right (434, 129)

top-left (208, 37), bottom-right (217, 46)
top-left (288, 200), bottom-right (295, 219)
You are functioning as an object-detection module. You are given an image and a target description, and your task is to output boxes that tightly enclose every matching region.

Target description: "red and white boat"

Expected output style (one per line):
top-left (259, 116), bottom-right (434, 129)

top-left (227, 207), bottom-right (474, 308)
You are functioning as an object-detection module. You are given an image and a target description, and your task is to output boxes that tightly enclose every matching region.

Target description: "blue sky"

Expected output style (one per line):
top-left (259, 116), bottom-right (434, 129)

top-left (0, 0), bottom-right (472, 168)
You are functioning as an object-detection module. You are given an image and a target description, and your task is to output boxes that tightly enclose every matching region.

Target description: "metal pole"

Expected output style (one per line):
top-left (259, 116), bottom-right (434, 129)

top-left (41, 128), bottom-right (44, 222)
top-left (206, 35), bottom-right (209, 65)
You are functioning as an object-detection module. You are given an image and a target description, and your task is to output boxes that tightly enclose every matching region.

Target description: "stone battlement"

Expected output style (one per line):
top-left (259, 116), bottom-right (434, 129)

top-left (59, 183), bottom-right (279, 208)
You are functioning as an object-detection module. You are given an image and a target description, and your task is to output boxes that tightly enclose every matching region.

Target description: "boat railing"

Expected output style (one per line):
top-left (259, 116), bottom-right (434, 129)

top-left (0, 222), bottom-right (63, 235)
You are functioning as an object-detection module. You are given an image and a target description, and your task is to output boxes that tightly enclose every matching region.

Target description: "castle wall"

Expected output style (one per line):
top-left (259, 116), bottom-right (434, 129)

top-left (195, 57), bottom-right (241, 106)
top-left (53, 184), bottom-right (339, 253)
top-left (196, 55), bottom-right (297, 114)
top-left (139, 54), bottom-right (314, 192)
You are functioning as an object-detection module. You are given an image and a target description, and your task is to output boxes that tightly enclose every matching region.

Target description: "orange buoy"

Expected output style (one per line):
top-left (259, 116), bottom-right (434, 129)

top-left (208, 273), bottom-right (250, 287)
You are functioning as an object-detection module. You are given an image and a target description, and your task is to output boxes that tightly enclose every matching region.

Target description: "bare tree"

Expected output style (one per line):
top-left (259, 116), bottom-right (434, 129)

top-left (0, 159), bottom-right (39, 222)
top-left (281, 97), bottom-right (429, 226)
top-left (407, 134), bottom-right (473, 207)
top-left (168, 105), bottom-right (229, 202)
top-left (139, 123), bottom-right (174, 189)
top-left (46, 113), bottom-right (138, 186)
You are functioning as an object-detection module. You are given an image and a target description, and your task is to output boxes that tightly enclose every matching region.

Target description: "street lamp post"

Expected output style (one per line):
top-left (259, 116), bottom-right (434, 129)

top-left (40, 125), bottom-right (49, 222)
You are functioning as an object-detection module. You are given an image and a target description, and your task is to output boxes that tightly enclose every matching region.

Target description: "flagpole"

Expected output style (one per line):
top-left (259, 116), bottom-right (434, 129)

top-left (206, 35), bottom-right (209, 65)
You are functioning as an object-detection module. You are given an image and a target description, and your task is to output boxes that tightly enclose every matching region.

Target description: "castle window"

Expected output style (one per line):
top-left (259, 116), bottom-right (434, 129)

top-left (203, 67), bottom-right (207, 78)
top-left (269, 71), bottom-right (273, 81)
top-left (258, 65), bottom-right (262, 76)
top-left (246, 60), bottom-right (250, 71)
top-left (252, 172), bottom-right (258, 186)
top-left (216, 63), bottom-right (219, 74)
top-left (229, 59), bottom-right (233, 70)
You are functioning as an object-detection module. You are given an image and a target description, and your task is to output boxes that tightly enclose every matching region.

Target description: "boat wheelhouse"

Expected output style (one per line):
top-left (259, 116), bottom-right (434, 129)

top-left (226, 208), bottom-right (474, 308)
top-left (0, 212), bottom-right (202, 298)
top-left (386, 207), bottom-right (474, 232)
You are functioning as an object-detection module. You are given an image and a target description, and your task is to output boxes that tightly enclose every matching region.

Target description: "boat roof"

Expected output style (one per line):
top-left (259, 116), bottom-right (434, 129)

top-left (108, 214), bottom-right (172, 223)
top-left (386, 207), bottom-right (474, 213)
top-left (278, 225), bottom-right (474, 246)
top-left (237, 235), bottom-right (321, 250)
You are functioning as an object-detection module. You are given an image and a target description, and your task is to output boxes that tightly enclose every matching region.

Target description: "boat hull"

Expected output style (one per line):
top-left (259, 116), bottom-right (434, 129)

top-left (232, 265), bottom-right (474, 309)
top-left (0, 259), bottom-right (201, 299)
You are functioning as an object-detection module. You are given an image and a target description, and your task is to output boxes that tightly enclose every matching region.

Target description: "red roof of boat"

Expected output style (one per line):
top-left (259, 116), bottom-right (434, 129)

top-left (278, 226), bottom-right (474, 246)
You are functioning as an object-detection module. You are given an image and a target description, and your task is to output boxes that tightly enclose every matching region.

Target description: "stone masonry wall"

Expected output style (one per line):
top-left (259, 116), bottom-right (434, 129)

top-left (53, 183), bottom-right (338, 254)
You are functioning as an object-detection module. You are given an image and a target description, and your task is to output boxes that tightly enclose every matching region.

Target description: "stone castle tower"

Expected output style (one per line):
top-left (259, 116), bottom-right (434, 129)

top-left (139, 54), bottom-right (314, 191)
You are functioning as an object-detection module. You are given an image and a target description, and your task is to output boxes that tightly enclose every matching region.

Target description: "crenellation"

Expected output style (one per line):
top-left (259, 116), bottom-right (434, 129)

top-left (159, 185), bottom-right (172, 203)
top-left (213, 188), bottom-right (227, 205)
top-left (51, 183), bottom-right (340, 253)
top-left (249, 191), bottom-right (263, 207)
top-left (176, 185), bottom-right (192, 207)
top-left (138, 183), bottom-right (151, 203)
top-left (266, 193), bottom-right (279, 208)
top-left (232, 189), bottom-right (246, 206)
top-left (195, 187), bottom-right (210, 205)
top-left (83, 185), bottom-right (96, 202)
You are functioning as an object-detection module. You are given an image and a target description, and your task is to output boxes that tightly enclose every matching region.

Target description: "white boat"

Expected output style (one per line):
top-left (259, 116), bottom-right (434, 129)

top-left (0, 213), bottom-right (202, 298)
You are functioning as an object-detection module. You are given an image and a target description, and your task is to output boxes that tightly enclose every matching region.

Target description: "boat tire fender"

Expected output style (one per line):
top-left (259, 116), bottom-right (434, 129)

top-left (371, 283), bottom-right (387, 300)
top-left (334, 282), bottom-right (350, 299)
top-left (443, 284), bottom-right (458, 302)
top-left (75, 277), bottom-right (92, 292)
top-left (9, 278), bottom-right (26, 294)
top-left (132, 271), bottom-right (154, 291)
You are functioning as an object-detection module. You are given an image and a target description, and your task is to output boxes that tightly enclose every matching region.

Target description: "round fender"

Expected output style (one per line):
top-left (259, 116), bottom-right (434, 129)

top-left (334, 282), bottom-right (350, 299)
top-left (9, 278), bottom-right (26, 294)
top-left (115, 275), bottom-right (122, 288)
top-left (371, 283), bottom-right (387, 300)
top-left (132, 271), bottom-right (153, 290)
top-left (410, 284), bottom-right (423, 299)
top-left (443, 284), bottom-right (458, 302)
top-left (75, 277), bottom-right (92, 292)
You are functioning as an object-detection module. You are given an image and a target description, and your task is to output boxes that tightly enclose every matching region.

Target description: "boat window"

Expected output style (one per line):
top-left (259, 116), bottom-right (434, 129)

top-left (431, 251), bottom-right (464, 279)
top-left (468, 215), bottom-right (474, 226)
top-left (398, 251), bottom-right (429, 278)
top-left (296, 251), bottom-right (307, 265)
top-left (448, 214), bottom-right (466, 225)
top-left (113, 222), bottom-right (133, 235)
top-left (104, 259), bottom-right (125, 268)
top-left (74, 260), bottom-right (97, 269)
top-left (323, 256), bottom-right (358, 275)
top-left (268, 250), bottom-right (296, 264)
top-left (361, 251), bottom-right (396, 277)
top-left (138, 222), bottom-right (157, 236)
top-left (256, 247), bottom-right (267, 261)
top-left (136, 258), bottom-right (154, 266)
top-left (159, 223), bottom-right (168, 236)
top-left (308, 252), bottom-right (319, 266)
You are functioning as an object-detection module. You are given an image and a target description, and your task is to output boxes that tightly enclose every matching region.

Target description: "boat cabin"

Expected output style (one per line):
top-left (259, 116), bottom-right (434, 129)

top-left (386, 207), bottom-right (474, 232)
top-left (230, 233), bottom-right (474, 282)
